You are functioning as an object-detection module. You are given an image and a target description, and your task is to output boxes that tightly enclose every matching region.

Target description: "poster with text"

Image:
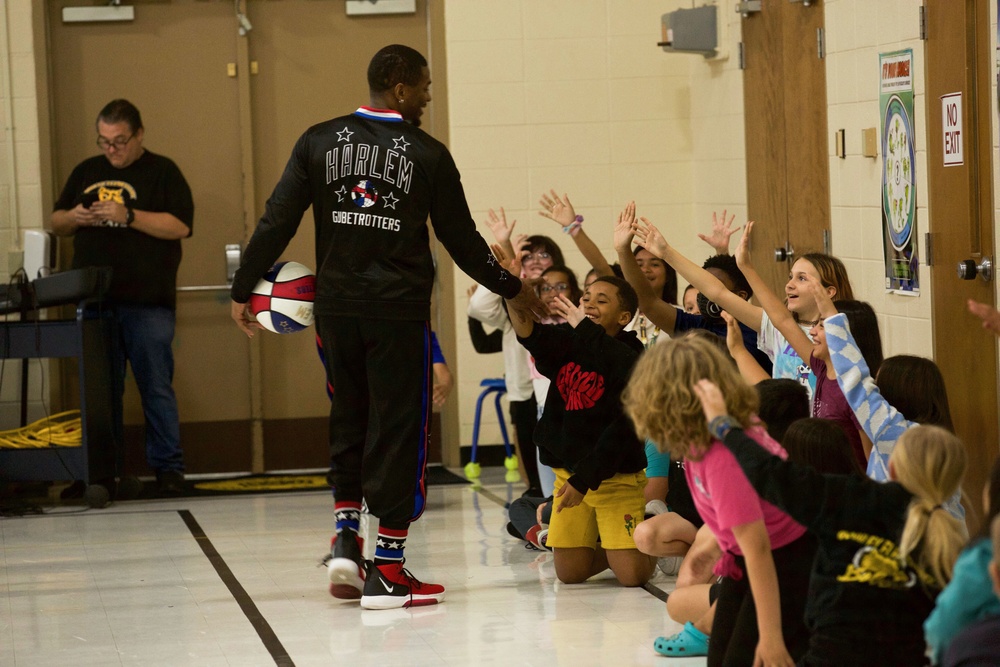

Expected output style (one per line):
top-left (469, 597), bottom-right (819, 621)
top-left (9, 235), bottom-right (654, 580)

top-left (879, 49), bottom-right (918, 295)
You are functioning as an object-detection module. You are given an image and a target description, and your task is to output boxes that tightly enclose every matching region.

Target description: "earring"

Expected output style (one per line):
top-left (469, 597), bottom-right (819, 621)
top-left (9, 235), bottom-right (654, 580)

top-left (398, 98), bottom-right (404, 103)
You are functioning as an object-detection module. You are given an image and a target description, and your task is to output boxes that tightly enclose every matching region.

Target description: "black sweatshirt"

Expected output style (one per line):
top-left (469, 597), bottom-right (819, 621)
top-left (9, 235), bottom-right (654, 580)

top-left (517, 319), bottom-right (646, 494)
top-left (231, 107), bottom-right (520, 319)
top-left (719, 426), bottom-right (940, 666)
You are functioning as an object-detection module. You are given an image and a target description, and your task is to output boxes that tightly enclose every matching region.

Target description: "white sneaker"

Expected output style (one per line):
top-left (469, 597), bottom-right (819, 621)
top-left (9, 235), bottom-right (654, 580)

top-left (645, 499), bottom-right (668, 517)
top-left (657, 556), bottom-right (683, 577)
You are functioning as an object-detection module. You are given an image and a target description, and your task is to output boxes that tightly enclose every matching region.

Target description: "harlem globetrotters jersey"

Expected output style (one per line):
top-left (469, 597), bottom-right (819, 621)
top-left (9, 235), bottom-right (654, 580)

top-left (232, 107), bottom-right (521, 320)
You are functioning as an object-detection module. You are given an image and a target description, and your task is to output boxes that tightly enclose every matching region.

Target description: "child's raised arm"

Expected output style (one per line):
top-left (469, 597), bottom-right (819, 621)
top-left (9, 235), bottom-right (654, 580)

top-left (613, 202), bottom-right (678, 333)
top-left (697, 209), bottom-right (742, 256)
top-left (633, 216), bottom-right (764, 332)
top-left (734, 222), bottom-right (813, 362)
top-left (722, 312), bottom-right (770, 385)
top-left (495, 244), bottom-right (535, 339)
top-left (538, 190), bottom-right (614, 278)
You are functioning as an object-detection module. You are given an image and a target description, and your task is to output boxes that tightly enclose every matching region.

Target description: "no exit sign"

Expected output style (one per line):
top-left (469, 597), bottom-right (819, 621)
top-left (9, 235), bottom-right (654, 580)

top-left (941, 92), bottom-right (963, 167)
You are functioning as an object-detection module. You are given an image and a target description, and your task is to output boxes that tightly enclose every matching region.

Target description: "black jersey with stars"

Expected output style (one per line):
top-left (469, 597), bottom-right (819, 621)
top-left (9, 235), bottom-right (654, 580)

top-left (232, 106), bottom-right (520, 320)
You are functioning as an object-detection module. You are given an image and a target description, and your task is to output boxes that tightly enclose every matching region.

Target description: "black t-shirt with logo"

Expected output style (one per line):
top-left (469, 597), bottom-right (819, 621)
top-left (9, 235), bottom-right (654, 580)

top-left (54, 150), bottom-right (194, 309)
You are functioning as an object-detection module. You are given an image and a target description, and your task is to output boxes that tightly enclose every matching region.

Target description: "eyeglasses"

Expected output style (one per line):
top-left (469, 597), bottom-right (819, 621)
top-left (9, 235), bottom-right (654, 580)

top-left (97, 133), bottom-right (135, 150)
top-left (522, 251), bottom-right (551, 263)
top-left (540, 283), bottom-right (570, 294)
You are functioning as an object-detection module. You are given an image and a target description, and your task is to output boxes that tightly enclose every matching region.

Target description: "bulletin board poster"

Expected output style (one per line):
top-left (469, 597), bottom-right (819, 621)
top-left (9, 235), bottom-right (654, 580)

top-left (880, 49), bottom-right (918, 295)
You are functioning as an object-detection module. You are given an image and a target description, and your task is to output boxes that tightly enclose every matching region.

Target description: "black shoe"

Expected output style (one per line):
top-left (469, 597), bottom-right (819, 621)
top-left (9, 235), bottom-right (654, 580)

top-left (156, 470), bottom-right (185, 496)
top-left (326, 531), bottom-right (365, 599)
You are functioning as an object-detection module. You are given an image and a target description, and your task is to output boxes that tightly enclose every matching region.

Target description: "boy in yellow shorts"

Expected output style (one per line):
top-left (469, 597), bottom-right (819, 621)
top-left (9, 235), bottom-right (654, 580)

top-left (506, 272), bottom-right (656, 587)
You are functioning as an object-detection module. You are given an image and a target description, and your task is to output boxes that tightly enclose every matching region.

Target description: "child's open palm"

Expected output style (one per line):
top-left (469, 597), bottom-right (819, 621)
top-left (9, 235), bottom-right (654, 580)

top-left (633, 218), bottom-right (670, 259)
top-left (613, 202), bottom-right (637, 252)
top-left (550, 293), bottom-right (586, 327)
top-left (734, 220), bottom-right (756, 270)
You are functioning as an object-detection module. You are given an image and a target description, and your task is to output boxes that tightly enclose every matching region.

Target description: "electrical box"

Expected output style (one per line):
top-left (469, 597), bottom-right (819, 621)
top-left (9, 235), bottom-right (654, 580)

top-left (659, 6), bottom-right (718, 58)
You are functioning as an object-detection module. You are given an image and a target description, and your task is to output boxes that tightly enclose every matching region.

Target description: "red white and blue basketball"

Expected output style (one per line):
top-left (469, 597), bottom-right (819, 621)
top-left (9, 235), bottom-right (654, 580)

top-left (249, 261), bottom-right (316, 334)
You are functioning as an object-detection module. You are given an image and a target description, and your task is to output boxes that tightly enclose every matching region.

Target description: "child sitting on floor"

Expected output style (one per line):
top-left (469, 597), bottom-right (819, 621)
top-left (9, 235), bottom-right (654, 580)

top-left (624, 336), bottom-right (815, 665)
top-left (501, 247), bottom-right (655, 587)
top-left (694, 379), bottom-right (968, 667)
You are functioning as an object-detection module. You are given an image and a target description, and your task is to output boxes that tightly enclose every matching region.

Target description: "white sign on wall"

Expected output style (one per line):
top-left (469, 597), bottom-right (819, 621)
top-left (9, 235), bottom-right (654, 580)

top-left (941, 92), bottom-right (964, 167)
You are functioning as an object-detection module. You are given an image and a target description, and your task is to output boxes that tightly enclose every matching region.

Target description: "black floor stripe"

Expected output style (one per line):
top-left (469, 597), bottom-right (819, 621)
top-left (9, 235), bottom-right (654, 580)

top-left (471, 485), bottom-right (670, 602)
top-left (178, 510), bottom-right (295, 667)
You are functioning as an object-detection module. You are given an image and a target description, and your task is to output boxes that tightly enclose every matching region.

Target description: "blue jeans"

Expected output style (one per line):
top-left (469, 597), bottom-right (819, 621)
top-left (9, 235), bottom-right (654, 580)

top-left (112, 305), bottom-right (183, 473)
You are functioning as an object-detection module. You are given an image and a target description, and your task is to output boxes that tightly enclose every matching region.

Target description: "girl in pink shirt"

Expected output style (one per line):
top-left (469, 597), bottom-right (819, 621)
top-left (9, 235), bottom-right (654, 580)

top-left (625, 335), bottom-right (816, 666)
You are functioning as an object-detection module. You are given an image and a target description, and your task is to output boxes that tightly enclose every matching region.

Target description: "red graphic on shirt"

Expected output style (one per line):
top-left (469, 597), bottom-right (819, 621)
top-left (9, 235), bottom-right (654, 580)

top-left (556, 362), bottom-right (605, 410)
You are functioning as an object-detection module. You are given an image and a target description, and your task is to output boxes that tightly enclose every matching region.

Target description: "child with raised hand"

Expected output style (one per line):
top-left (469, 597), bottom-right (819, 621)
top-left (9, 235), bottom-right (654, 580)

top-left (624, 335), bottom-right (814, 666)
top-left (692, 378), bottom-right (969, 667)
top-left (730, 222), bottom-right (881, 467)
top-left (925, 455), bottom-right (1000, 664)
top-left (499, 245), bottom-right (656, 587)
top-left (470, 207), bottom-right (563, 497)
top-left (632, 213), bottom-right (854, 394)
top-left (811, 276), bottom-right (966, 521)
top-left (614, 203), bottom-right (772, 370)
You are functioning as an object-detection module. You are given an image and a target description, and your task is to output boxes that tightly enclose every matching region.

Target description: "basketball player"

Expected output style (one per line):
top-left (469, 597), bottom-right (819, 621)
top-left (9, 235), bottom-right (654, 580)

top-left (230, 45), bottom-right (546, 610)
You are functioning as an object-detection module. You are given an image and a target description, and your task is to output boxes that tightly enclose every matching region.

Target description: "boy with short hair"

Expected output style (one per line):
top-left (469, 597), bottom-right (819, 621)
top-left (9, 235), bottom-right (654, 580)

top-left (506, 270), bottom-right (656, 587)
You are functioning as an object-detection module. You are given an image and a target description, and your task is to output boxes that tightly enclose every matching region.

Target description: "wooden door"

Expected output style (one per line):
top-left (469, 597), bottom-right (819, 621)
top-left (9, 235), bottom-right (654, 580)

top-left (47, 0), bottom-right (253, 474)
top-left (741, 0), bottom-right (830, 294)
top-left (925, 0), bottom-right (998, 529)
top-left (244, 0), bottom-right (435, 469)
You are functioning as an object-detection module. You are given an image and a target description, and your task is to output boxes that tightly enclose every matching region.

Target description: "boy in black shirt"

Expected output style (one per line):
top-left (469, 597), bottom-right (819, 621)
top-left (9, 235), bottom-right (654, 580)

top-left (505, 256), bottom-right (655, 587)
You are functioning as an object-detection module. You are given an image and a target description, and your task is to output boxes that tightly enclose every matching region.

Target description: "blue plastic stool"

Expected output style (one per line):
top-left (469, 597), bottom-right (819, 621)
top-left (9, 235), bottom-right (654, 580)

top-left (464, 378), bottom-right (519, 480)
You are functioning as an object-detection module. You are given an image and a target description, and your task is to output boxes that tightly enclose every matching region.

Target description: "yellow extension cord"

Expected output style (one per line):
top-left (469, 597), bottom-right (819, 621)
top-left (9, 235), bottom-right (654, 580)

top-left (0, 410), bottom-right (82, 449)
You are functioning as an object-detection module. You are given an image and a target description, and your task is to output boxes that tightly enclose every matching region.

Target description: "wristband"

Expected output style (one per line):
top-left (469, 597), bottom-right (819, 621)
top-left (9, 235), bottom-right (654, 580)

top-left (708, 415), bottom-right (738, 441)
top-left (562, 215), bottom-right (583, 235)
top-left (125, 206), bottom-right (135, 226)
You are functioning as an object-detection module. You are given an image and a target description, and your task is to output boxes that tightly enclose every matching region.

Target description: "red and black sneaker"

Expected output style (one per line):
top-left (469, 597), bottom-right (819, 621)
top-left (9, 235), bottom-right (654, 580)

top-left (360, 560), bottom-right (446, 610)
top-left (325, 532), bottom-right (365, 599)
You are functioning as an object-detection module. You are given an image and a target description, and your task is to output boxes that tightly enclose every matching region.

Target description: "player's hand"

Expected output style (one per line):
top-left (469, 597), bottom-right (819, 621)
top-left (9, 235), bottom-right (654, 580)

top-left (699, 209), bottom-right (741, 255)
top-left (693, 379), bottom-right (729, 423)
top-left (555, 482), bottom-right (585, 512)
top-left (231, 300), bottom-right (262, 338)
top-left (536, 501), bottom-right (549, 525)
top-left (432, 364), bottom-right (454, 407)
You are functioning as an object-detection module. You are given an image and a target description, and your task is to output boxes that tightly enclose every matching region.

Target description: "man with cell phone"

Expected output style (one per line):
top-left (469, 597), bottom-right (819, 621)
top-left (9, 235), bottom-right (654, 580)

top-left (50, 99), bottom-right (194, 496)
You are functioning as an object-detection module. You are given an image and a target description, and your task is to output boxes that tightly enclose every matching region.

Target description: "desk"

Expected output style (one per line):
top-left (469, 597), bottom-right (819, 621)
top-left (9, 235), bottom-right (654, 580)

top-left (0, 304), bottom-right (121, 506)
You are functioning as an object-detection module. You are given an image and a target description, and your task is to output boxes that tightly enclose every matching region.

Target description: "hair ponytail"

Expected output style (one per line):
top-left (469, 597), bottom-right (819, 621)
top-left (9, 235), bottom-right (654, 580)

top-left (891, 425), bottom-right (968, 587)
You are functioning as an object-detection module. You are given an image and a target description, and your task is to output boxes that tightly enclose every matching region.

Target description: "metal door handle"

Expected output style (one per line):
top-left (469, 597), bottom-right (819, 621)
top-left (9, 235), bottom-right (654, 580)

top-left (957, 257), bottom-right (993, 282)
top-left (736, 1), bottom-right (762, 17)
top-left (177, 243), bottom-right (243, 292)
top-left (774, 246), bottom-right (795, 262)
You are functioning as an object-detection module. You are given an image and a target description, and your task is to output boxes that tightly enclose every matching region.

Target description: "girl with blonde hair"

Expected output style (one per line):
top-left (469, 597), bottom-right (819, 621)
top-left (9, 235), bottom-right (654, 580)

top-left (624, 336), bottom-right (815, 666)
top-left (693, 377), bottom-right (968, 666)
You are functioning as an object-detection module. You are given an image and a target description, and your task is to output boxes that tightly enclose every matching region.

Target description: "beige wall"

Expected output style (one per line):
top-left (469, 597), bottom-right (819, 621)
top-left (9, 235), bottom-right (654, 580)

top-left (824, 0), bottom-right (934, 357)
top-left (444, 0), bottom-right (736, 446)
top-left (0, 0), bottom-right (49, 426)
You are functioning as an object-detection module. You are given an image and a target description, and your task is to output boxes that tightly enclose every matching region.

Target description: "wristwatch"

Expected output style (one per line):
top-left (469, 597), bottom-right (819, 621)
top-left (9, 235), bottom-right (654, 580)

top-left (125, 206), bottom-right (135, 226)
top-left (708, 415), bottom-right (739, 441)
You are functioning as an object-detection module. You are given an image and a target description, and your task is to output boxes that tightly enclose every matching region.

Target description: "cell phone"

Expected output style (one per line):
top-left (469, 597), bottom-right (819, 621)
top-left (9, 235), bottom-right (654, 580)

top-left (79, 191), bottom-right (100, 208)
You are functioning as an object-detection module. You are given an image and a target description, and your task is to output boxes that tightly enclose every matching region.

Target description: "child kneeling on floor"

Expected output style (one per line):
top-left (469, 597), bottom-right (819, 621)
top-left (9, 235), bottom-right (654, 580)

top-left (502, 248), bottom-right (655, 587)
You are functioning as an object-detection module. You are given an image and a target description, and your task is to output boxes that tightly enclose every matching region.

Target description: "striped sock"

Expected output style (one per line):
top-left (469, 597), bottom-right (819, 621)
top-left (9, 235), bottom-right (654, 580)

top-left (334, 500), bottom-right (362, 535)
top-left (374, 527), bottom-right (407, 566)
